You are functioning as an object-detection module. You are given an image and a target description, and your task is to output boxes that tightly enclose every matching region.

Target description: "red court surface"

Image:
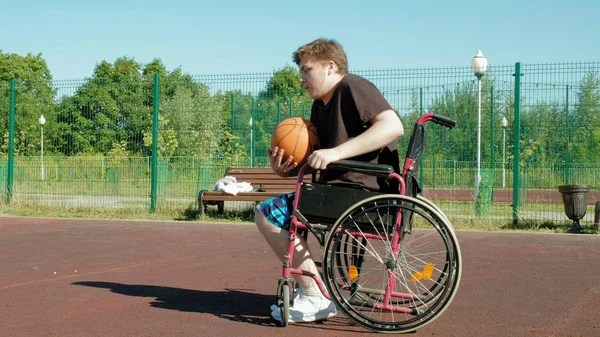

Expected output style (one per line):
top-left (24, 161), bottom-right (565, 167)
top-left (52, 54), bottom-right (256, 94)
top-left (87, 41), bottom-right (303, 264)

top-left (1, 216), bottom-right (599, 337)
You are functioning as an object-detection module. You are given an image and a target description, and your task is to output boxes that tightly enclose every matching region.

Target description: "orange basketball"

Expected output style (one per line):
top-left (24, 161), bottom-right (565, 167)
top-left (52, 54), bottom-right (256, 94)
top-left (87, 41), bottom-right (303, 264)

top-left (271, 117), bottom-right (320, 165)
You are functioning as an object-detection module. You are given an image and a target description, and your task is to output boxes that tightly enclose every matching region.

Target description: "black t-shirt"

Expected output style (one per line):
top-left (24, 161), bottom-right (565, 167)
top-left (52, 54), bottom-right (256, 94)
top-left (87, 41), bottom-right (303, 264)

top-left (310, 73), bottom-right (400, 193)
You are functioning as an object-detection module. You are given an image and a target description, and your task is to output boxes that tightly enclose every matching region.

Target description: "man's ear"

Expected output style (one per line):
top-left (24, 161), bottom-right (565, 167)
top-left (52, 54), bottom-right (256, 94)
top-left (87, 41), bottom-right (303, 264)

top-left (329, 60), bottom-right (339, 74)
top-left (324, 60), bottom-right (336, 75)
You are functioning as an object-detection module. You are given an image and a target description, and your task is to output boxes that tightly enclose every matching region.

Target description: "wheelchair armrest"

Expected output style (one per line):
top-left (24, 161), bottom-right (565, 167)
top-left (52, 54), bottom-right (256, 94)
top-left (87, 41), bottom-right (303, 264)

top-left (327, 160), bottom-right (393, 178)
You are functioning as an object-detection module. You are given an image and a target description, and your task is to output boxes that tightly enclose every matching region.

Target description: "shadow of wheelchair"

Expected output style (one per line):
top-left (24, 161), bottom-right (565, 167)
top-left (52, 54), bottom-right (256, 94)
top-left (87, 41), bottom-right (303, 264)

top-left (72, 281), bottom-right (364, 332)
top-left (72, 281), bottom-right (277, 326)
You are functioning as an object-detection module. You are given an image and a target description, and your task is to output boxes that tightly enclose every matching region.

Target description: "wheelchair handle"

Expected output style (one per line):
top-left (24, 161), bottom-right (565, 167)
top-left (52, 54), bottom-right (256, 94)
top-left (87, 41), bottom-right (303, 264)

top-left (431, 114), bottom-right (457, 129)
top-left (417, 112), bottom-right (456, 129)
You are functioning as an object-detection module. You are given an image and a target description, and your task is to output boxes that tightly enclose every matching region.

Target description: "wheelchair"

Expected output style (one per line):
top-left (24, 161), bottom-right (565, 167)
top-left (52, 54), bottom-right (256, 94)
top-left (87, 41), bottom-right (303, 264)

top-left (275, 112), bottom-right (462, 333)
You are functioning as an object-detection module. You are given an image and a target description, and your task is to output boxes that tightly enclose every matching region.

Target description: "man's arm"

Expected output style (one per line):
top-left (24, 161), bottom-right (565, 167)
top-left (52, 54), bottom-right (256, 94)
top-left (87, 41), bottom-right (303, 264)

top-left (335, 109), bottom-right (404, 159)
top-left (307, 109), bottom-right (404, 169)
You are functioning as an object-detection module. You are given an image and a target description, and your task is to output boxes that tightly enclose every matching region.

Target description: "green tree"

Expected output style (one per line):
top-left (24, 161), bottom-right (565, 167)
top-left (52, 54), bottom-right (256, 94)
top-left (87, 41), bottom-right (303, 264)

top-left (0, 51), bottom-right (55, 156)
top-left (428, 82), bottom-right (479, 163)
top-left (55, 57), bottom-right (204, 156)
top-left (55, 57), bottom-right (150, 155)
top-left (213, 90), bottom-right (251, 164)
top-left (573, 72), bottom-right (600, 162)
top-left (522, 102), bottom-right (562, 164)
top-left (258, 65), bottom-right (306, 101)
top-left (252, 67), bottom-right (313, 165)
top-left (159, 83), bottom-right (225, 158)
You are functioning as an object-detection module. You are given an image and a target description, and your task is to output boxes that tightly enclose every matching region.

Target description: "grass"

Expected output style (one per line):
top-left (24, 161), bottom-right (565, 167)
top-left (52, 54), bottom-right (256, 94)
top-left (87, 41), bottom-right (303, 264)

top-left (0, 197), bottom-right (597, 235)
top-left (0, 203), bottom-right (188, 221)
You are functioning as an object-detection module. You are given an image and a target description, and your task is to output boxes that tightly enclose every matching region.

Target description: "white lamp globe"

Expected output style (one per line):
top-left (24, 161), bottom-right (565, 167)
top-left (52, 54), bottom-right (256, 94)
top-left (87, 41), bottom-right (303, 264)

top-left (471, 50), bottom-right (488, 77)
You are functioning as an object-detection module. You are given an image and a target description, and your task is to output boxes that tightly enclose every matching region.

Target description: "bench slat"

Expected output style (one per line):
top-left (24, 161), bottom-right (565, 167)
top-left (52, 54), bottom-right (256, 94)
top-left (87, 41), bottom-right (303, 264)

top-left (200, 191), bottom-right (283, 202)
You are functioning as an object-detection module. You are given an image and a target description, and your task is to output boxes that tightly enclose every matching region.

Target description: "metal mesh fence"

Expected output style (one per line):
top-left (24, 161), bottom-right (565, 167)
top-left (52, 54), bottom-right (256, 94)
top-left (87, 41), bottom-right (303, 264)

top-left (1, 62), bottom-right (599, 226)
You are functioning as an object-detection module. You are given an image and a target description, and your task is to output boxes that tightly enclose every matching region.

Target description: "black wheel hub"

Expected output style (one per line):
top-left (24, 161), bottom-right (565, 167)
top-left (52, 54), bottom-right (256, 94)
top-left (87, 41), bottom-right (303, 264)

top-left (385, 258), bottom-right (398, 270)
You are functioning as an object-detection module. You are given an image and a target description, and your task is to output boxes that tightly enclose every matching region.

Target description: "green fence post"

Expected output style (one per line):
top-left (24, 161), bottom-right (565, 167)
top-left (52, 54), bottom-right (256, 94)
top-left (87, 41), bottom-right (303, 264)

top-left (230, 92), bottom-right (235, 155)
top-left (277, 101), bottom-right (281, 124)
top-left (107, 167), bottom-right (121, 194)
top-left (512, 63), bottom-right (522, 225)
top-left (150, 74), bottom-right (160, 213)
top-left (196, 157), bottom-right (212, 193)
top-left (490, 85), bottom-right (495, 201)
top-left (419, 87), bottom-right (424, 186)
top-left (432, 125), bottom-right (436, 188)
top-left (453, 160), bottom-right (457, 186)
top-left (5, 79), bottom-right (16, 204)
top-left (250, 97), bottom-right (255, 168)
top-left (158, 158), bottom-right (168, 197)
top-left (476, 168), bottom-right (493, 216)
top-left (0, 160), bottom-right (6, 197)
top-left (566, 84), bottom-right (573, 184)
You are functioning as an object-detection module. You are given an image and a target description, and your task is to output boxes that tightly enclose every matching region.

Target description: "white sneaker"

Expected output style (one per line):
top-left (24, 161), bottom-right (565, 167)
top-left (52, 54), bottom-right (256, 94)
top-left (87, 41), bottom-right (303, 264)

top-left (270, 288), bottom-right (337, 323)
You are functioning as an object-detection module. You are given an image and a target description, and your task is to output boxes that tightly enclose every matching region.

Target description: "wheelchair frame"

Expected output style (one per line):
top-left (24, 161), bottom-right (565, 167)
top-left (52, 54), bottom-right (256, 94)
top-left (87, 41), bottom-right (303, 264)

top-left (275, 112), bottom-right (462, 333)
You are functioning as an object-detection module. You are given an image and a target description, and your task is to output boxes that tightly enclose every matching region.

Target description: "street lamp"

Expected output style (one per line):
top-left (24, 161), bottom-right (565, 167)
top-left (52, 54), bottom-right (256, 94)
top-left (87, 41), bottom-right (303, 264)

top-left (39, 115), bottom-right (46, 181)
top-left (501, 116), bottom-right (508, 188)
top-left (248, 117), bottom-right (253, 168)
top-left (471, 50), bottom-right (488, 198)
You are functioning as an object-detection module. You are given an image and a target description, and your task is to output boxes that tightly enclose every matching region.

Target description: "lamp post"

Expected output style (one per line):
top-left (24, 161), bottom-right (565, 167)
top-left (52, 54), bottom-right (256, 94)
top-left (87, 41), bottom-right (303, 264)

top-left (248, 117), bottom-right (253, 168)
top-left (501, 116), bottom-right (508, 188)
top-left (39, 115), bottom-right (46, 181)
top-left (471, 50), bottom-right (488, 199)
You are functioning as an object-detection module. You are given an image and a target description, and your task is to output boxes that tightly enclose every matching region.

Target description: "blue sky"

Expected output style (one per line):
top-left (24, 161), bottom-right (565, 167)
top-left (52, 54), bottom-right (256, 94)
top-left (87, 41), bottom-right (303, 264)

top-left (1, 0), bottom-right (598, 80)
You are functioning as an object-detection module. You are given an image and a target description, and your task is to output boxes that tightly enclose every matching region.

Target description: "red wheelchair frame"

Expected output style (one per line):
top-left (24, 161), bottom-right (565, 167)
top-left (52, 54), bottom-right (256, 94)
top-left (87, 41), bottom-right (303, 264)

top-left (275, 112), bottom-right (461, 333)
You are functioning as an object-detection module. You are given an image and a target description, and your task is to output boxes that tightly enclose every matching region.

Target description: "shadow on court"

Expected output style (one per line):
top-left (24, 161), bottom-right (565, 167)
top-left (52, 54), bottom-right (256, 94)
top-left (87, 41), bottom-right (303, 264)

top-left (71, 281), bottom-right (362, 333)
top-left (72, 282), bottom-right (276, 326)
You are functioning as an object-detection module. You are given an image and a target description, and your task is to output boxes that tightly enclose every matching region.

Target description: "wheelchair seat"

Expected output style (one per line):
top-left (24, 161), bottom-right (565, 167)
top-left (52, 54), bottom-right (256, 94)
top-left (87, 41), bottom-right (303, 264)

top-left (298, 182), bottom-right (385, 225)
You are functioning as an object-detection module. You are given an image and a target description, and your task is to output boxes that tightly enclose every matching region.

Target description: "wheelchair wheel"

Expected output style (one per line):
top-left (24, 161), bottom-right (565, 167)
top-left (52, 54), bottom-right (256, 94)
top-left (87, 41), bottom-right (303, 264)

top-left (416, 195), bottom-right (461, 299)
top-left (276, 279), bottom-right (292, 327)
top-left (326, 195), bottom-right (459, 309)
top-left (417, 195), bottom-right (453, 229)
top-left (322, 194), bottom-right (462, 333)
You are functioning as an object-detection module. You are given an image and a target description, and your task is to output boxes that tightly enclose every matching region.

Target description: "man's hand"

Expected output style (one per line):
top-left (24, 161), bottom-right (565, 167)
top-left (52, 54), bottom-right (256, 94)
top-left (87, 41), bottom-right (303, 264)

top-left (268, 147), bottom-right (298, 177)
top-left (307, 148), bottom-right (342, 170)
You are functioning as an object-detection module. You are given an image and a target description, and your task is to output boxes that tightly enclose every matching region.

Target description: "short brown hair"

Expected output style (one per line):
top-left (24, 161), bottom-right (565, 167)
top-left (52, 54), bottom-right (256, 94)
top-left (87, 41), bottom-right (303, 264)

top-left (292, 38), bottom-right (348, 74)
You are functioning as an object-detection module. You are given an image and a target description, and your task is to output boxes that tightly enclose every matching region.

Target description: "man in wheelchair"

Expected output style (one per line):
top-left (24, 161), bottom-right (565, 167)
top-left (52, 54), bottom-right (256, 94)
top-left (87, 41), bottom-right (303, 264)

top-left (255, 38), bottom-right (405, 323)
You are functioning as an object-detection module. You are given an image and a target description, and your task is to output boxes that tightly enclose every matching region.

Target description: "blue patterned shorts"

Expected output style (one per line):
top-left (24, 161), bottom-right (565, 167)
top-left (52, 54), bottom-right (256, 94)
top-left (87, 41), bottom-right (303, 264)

top-left (258, 193), bottom-right (295, 231)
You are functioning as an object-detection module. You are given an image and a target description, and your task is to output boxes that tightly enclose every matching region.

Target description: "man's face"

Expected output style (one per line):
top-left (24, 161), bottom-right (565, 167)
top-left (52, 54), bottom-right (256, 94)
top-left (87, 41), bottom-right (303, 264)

top-left (299, 57), bottom-right (331, 100)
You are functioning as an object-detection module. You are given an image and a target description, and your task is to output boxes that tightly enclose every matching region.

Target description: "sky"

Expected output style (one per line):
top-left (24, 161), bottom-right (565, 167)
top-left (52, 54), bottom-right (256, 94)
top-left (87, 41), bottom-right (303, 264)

top-left (1, 0), bottom-right (599, 80)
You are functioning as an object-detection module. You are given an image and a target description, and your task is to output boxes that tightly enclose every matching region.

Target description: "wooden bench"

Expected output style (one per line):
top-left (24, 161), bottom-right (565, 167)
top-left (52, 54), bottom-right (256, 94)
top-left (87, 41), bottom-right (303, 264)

top-left (197, 167), bottom-right (312, 216)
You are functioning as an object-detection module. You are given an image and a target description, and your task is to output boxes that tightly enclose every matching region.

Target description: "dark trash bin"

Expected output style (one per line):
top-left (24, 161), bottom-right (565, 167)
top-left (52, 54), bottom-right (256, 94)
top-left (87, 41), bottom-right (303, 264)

top-left (558, 185), bottom-right (591, 233)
